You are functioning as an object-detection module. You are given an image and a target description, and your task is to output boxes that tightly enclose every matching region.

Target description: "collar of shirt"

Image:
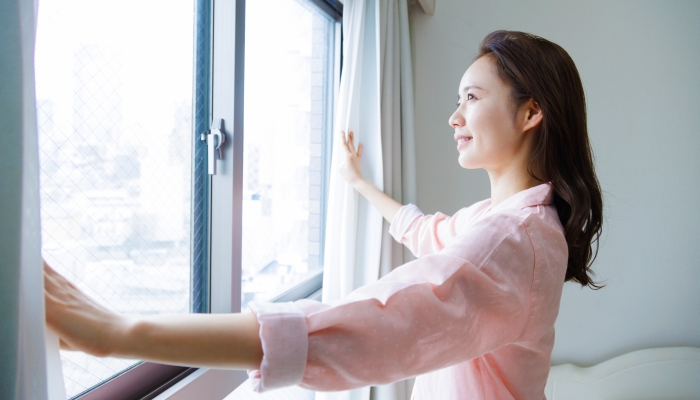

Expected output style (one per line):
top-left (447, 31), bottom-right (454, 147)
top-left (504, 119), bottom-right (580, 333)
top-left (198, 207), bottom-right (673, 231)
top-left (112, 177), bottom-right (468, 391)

top-left (488, 182), bottom-right (554, 213)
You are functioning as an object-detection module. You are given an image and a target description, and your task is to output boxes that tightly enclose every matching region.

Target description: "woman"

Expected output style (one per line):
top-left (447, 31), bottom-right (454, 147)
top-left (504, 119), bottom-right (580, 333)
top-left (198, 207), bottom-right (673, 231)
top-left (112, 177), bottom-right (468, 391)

top-left (45, 30), bottom-right (603, 399)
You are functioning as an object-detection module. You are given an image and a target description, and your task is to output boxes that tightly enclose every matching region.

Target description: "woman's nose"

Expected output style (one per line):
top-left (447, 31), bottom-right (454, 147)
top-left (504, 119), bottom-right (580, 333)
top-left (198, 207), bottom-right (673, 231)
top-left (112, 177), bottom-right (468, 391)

top-left (449, 109), bottom-right (465, 128)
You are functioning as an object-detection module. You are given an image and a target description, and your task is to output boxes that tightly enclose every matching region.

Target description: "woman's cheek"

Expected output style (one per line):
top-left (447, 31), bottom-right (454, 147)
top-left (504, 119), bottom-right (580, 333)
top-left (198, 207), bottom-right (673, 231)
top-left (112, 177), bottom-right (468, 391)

top-left (458, 138), bottom-right (486, 169)
top-left (473, 112), bottom-right (497, 152)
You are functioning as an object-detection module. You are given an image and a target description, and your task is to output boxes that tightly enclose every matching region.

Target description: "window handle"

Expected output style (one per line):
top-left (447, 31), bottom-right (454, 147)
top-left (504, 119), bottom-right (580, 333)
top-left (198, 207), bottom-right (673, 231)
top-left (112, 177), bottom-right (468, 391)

top-left (200, 119), bottom-right (226, 175)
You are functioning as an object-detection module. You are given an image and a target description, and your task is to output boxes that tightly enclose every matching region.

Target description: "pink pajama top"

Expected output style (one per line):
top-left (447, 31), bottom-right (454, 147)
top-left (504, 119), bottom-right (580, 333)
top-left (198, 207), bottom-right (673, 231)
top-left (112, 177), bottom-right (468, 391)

top-left (248, 183), bottom-right (568, 399)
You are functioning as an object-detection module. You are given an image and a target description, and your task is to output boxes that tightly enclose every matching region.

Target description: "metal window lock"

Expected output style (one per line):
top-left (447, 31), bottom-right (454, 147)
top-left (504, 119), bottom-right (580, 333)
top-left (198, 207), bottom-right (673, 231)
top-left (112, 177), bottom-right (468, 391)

top-left (200, 118), bottom-right (225, 175)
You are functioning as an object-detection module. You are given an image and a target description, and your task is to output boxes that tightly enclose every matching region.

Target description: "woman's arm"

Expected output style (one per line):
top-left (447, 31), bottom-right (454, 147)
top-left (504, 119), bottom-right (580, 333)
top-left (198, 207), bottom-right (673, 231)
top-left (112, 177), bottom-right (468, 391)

top-left (124, 313), bottom-right (262, 369)
top-left (44, 261), bottom-right (262, 370)
top-left (42, 131), bottom-right (400, 372)
top-left (339, 130), bottom-right (473, 256)
top-left (338, 130), bottom-right (402, 223)
top-left (269, 213), bottom-right (536, 391)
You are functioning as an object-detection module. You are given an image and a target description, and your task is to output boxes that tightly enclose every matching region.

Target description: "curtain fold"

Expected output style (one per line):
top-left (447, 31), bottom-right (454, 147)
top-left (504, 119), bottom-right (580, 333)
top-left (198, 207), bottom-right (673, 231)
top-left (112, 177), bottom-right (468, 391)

top-left (0, 0), bottom-right (66, 398)
top-left (319, 0), bottom-right (416, 399)
top-left (320, 0), bottom-right (378, 398)
top-left (322, 0), bottom-right (384, 303)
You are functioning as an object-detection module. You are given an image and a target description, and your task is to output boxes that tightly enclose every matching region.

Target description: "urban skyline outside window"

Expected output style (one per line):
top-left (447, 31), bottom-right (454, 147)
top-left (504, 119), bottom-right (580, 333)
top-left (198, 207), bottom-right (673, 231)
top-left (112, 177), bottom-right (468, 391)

top-left (35, 0), bottom-right (337, 396)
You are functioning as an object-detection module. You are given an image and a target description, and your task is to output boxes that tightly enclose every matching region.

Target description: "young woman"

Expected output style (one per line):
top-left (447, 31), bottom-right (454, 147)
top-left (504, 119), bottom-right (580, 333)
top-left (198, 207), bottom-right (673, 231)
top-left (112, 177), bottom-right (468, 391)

top-left (45, 30), bottom-right (603, 399)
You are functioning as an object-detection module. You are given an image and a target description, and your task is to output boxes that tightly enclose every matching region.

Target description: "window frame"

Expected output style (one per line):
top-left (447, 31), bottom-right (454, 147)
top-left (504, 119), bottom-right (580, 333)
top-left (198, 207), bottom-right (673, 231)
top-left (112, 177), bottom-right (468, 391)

top-left (208, 0), bottom-right (342, 317)
top-left (71, 0), bottom-right (342, 398)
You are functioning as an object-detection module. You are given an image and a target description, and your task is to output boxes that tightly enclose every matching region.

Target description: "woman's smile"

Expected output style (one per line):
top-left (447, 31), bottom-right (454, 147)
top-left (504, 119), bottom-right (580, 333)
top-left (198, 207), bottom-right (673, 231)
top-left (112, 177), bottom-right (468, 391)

top-left (455, 135), bottom-right (473, 150)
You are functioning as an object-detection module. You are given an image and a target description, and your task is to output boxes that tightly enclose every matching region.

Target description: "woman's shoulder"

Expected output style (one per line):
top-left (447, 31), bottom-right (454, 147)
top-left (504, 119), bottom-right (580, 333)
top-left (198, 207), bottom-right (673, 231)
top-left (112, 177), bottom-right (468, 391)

top-left (480, 201), bottom-right (563, 233)
top-left (440, 211), bottom-right (533, 268)
top-left (479, 205), bottom-right (568, 270)
top-left (439, 205), bottom-right (566, 293)
top-left (449, 204), bottom-right (566, 260)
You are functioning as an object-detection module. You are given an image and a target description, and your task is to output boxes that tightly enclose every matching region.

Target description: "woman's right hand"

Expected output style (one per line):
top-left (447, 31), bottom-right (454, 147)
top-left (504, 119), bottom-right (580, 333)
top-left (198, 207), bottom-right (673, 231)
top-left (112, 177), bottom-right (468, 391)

top-left (44, 259), bottom-right (264, 369)
top-left (338, 130), bottom-right (365, 187)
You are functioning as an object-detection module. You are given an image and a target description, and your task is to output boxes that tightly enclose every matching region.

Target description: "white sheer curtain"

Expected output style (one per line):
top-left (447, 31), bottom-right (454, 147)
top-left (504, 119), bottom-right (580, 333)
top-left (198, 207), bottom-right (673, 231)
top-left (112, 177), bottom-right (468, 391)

top-left (0, 0), bottom-right (66, 398)
top-left (319, 0), bottom-right (416, 399)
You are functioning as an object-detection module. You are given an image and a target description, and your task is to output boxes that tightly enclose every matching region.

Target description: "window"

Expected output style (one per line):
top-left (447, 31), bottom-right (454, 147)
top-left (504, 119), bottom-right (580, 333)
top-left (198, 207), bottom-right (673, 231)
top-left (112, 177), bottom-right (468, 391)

top-left (35, 0), bottom-right (200, 397)
top-left (240, 0), bottom-right (337, 311)
top-left (36, 0), bottom-right (341, 397)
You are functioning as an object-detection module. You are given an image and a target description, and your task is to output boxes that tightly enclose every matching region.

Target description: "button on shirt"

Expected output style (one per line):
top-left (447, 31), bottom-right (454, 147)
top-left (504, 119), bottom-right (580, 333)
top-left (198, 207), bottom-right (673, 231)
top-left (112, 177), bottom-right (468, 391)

top-left (248, 183), bottom-right (568, 399)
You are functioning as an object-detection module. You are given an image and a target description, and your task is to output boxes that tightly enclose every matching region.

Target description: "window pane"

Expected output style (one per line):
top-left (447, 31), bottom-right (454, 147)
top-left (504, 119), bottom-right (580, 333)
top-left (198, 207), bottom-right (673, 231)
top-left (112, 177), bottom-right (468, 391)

top-left (35, 0), bottom-right (195, 396)
top-left (242, 0), bottom-right (335, 311)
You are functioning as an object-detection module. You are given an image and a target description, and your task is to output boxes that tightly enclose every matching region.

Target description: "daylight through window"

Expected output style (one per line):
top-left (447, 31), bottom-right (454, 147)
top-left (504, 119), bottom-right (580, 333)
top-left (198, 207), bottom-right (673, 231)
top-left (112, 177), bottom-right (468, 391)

top-left (36, 0), bottom-right (195, 396)
top-left (241, 0), bottom-right (336, 310)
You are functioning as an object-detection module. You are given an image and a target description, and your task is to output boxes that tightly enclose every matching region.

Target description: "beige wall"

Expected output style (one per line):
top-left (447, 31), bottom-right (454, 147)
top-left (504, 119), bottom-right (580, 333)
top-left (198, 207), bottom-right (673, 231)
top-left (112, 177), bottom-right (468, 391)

top-left (409, 0), bottom-right (700, 365)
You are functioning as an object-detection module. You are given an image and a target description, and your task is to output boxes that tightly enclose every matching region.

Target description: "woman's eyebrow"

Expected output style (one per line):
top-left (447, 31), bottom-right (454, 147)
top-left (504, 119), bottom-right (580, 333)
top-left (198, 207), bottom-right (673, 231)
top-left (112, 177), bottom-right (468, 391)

top-left (461, 85), bottom-right (485, 94)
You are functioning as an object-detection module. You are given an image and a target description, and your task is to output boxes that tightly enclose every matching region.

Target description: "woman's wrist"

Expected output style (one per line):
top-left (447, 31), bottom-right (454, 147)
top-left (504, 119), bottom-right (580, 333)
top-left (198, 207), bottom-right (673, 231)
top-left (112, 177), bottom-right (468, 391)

top-left (114, 315), bottom-right (173, 361)
top-left (108, 314), bottom-right (140, 358)
top-left (352, 178), bottom-right (372, 194)
top-left (351, 178), bottom-right (403, 223)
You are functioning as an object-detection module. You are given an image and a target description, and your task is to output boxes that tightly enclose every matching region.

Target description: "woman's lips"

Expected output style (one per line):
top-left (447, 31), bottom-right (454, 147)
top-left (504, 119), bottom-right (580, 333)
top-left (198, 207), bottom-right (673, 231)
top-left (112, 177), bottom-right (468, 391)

top-left (456, 137), bottom-right (472, 150)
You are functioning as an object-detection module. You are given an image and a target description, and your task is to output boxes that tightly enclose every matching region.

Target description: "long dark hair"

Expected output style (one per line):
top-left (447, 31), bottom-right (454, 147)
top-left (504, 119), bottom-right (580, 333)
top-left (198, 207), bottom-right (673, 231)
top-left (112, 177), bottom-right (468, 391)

top-left (478, 30), bottom-right (604, 289)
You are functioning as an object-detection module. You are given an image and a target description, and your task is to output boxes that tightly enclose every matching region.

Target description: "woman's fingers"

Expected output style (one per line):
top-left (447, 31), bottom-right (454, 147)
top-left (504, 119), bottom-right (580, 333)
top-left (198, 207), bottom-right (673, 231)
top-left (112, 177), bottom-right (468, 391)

top-left (347, 131), bottom-right (355, 150)
top-left (43, 260), bottom-right (126, 358)
top-left (340, 130), bottom-right (360, 153)
top-left (44, 264), bottom-right (71, 301)
top-left (357, 143), bottom-right (363, 159)
top-left (44, 260), bottom-right (61, 281)
top-left (340, 130), bottom-right (352, 154)
top-left (59, 338), bottom-right (74, 351)
top-left (44, 260), bottom-right (73, 292)
top-left (44, 267), bottom-right (64, 298)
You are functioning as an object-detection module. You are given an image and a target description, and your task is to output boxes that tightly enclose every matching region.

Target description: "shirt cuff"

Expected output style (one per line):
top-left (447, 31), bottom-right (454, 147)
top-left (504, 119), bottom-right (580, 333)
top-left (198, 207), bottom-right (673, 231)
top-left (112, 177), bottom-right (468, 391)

top-left (389, 203), bottom-right (423, 242)
top-left (247, 301), bottom-right (308, 392)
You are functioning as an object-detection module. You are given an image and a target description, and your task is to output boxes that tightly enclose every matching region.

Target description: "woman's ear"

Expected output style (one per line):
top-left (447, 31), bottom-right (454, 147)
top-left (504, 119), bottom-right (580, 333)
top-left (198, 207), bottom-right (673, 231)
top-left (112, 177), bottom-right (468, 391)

top-left (520, 98), bottom-right (543, 133)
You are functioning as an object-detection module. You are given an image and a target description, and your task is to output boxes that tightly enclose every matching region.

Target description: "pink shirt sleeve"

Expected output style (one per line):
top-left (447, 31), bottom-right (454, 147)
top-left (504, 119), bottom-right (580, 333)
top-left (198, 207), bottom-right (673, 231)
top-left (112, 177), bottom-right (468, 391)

top-left (388, 202), bottom-right (489, 258)
top-left (248, 212), bottom-right (536, 393)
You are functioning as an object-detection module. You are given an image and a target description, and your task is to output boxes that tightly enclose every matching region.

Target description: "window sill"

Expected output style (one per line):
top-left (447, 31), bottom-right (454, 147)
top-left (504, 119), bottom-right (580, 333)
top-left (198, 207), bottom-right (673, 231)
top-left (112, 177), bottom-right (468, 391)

top-left (153, 369), bottom-right (248, 400)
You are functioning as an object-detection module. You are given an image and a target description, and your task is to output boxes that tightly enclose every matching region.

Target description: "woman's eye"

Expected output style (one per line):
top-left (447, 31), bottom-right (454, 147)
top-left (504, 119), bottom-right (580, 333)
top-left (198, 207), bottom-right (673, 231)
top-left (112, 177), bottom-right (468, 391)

top-left (467, 93), bottom-right (476, 100)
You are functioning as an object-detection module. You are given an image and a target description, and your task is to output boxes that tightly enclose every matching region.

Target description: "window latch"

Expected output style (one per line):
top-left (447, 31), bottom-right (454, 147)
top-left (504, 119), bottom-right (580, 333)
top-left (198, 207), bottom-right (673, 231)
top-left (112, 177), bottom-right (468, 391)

top-left (200, 119), bottom-right (225, 175)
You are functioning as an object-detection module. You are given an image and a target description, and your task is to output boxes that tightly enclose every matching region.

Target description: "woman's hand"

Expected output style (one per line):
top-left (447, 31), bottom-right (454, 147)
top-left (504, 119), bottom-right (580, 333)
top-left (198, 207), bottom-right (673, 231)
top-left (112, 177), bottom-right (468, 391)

top-left (335, 130), bottom-right (404, 224)
top-left (44, 259), bottom-right (263, 369)
top-left (44, 260), bottom-right (130, 358)
top-left (338, 130), bottom-right (365, 187)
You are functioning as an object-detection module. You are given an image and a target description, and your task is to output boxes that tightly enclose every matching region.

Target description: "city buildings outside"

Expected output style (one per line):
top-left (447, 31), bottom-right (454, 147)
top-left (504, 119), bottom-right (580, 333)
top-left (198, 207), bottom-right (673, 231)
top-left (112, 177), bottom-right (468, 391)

top-left (36, 0), bottom-right (334, 396)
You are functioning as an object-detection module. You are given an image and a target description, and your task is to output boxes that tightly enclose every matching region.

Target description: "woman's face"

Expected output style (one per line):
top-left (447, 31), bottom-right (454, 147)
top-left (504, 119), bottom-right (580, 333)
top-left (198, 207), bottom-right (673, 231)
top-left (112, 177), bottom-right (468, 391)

top-left (449, 56), bottom-right (535, 172)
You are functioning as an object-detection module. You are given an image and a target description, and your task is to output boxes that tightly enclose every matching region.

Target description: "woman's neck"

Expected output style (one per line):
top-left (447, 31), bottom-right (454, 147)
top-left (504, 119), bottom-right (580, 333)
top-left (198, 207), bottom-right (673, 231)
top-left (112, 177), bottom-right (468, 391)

top-left (487, 163), bottom-right (544, 207)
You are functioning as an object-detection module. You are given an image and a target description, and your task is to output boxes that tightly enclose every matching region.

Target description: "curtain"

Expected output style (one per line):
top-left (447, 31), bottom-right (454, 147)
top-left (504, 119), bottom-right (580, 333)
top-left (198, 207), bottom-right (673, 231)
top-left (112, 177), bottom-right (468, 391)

top-left (319, 0), bottom-right (416, 399)
top-left (0, 0), bottom-right (66, 398)
top-left (371, 0), bottom-right (416, 398)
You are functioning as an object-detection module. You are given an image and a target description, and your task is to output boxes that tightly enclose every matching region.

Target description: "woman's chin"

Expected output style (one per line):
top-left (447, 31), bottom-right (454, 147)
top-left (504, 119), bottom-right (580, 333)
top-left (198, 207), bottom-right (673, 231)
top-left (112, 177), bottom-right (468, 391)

top-left (457, 154), bottom-right (480, 169)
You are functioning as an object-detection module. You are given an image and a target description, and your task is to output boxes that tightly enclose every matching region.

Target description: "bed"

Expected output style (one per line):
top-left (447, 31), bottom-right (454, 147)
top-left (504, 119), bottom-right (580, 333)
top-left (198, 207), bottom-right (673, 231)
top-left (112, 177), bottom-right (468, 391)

top-left (545, 347), bottom-right (700, 399)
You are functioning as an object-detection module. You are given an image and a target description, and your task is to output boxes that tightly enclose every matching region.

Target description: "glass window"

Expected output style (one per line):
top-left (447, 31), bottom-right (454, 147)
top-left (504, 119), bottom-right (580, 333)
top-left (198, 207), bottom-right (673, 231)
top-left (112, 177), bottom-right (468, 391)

top-left (241, 0), bottom-right (337, 310)
top-left (35, 0), bottom-right (196, 397)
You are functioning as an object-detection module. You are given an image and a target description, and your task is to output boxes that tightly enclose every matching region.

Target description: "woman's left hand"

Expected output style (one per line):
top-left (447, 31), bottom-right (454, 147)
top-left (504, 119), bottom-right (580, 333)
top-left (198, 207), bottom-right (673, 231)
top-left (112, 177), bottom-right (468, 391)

top-left (338, 130), bottom-right (365, 187)
top-left (44, 260), bottom-right (130, 358)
